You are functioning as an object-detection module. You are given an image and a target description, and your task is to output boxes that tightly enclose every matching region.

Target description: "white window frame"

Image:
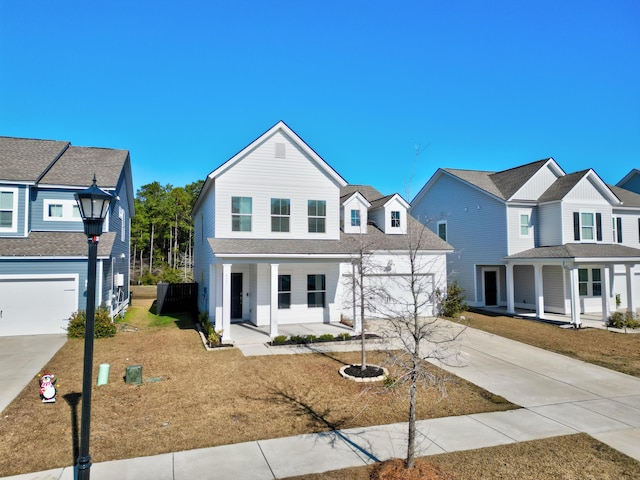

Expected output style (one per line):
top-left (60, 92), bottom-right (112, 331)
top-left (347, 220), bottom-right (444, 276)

top-left (437, 220), bottom-right (447, 241)
top-left (350, 209), bottom-right (361, 227)
top-left (271, 198), bottom-right (290, 233)
top-left (0, 188), bottom-right (18, 232)
top-left (278, 274), bottom-right (291, 309)
top-left (119, 207), bottom-right (125, 241)
top-left (612, 216), bottom-right (622, 244)
top-left (391, 210), bottom-right (401, 228)
top-left (231, 196), bottom-right (252, 232)
top-left (307, 274), bottom-right (326, 308)
top-left (578, 268), bottom-right (602, 297)
top-left (580, 211), bottom-right (595, 242)
top-left (43, 199), bottom-right (82, 222)
top-left (519, 212), bottom-right (531, 237)
top-left (308, 200), bottom-right (326, 233)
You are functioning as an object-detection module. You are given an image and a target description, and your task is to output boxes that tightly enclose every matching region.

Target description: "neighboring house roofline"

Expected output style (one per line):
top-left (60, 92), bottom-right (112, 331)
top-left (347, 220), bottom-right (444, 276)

top-left (617, 168), bottom-right (640, 187)
top-left (505, 243), bottom-right (640, 262)
top-left (411, 168), bottom-right (506, 206)
top-left (537, 169), bottom-right (621, 205)
top-left (34, 142), bottom-right (71, 183)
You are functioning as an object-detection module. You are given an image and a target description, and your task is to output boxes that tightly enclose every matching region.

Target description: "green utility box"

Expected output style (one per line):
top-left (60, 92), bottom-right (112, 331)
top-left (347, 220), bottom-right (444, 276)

top-left (125, 365), bottom-right (142, 385)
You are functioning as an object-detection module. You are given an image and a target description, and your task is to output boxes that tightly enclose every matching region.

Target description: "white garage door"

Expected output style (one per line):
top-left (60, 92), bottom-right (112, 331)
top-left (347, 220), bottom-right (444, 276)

top-left (0, 276), bottom-right (77, 336)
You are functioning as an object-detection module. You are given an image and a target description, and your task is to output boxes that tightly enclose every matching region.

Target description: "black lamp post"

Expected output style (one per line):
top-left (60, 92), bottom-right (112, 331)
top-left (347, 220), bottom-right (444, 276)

top-left (74, 176), bottom-right (114, 480)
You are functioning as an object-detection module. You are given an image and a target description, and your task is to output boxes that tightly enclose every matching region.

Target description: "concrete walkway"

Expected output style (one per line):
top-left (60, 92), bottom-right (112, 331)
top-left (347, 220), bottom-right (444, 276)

top-left (3, 322), bottom-right (640, 479)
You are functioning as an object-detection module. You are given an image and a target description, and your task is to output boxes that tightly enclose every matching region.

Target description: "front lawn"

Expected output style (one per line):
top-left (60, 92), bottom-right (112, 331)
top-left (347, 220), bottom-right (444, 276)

top-left (0, 301), bottom-right (515, 477)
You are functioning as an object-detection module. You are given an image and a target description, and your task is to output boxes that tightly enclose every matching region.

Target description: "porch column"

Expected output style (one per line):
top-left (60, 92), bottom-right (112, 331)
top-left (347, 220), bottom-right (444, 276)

top-left (270, 263), bottom-right (279, 338)
top-left (534, 264), bottom-right (544, 319)
top-left (627, 264), bottom-right (637, 316)
top-left (221, 263), bottom-right (232, 342)
top-left (601, 265), bottom-right (611, 322)
top-left (505, 263), bottom-right (515, 314)
top-left (569, 267), bottom-right (581, 327)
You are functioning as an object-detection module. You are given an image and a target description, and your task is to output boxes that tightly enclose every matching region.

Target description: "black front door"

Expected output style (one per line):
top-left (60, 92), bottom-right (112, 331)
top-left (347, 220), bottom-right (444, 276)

top-left (231, 273), bottom-right (243, 319)
top-left (484, 271), bottom-right (497, 306)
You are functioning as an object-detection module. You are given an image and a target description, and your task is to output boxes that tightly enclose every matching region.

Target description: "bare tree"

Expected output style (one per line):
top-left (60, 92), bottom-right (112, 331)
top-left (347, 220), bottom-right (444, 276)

top-left (371, 217), bottom-right (464, 470)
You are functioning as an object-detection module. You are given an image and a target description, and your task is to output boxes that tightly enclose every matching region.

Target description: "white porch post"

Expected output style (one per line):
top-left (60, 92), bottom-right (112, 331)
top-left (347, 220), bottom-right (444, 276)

top-left (221, 263), bottom-right (232, 342)
top-left (626, 264), bottom-right (637, 316)
top-left (270, 263), bottom-right (279, 338)
top-left (534, 264), bottom-right (544, 319)
top-left (213, 264), bottom-right (223, 331)
top-left (506, 263), bottom-right (515, 314)
top-left (569, 267), bottom-right (581, 327)
top-left (601, 265), bottom-right (611, 322)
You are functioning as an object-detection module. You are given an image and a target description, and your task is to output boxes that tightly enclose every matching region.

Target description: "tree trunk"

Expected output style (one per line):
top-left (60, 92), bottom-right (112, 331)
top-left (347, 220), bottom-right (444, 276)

top-left (406, 370), bottom-right (417, 469)
top-left (359, 265), bottom-right (367, 371)
top-left (149, 223), bottom-right (154, 274)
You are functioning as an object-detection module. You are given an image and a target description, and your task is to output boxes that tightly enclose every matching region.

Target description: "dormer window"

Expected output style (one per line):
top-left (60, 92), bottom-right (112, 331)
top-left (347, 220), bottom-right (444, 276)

top-left (391, 211), bottom-right (401, 228)
top-left (351, 209), bottom-right (361, 227)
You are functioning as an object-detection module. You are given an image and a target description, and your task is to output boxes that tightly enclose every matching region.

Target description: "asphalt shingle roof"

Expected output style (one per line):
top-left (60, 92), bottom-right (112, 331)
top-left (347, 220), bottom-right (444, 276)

top-left (0, 137), bottom-right (69, 182)
top-left (489, 159), bottom-right (550, 199)
top-left (0, 231), bottom-right (116, 257)
top-left (609, 185), bottom-right (640, 208)
top-left (506, 243), bottom-right (640, 260)
top-left (537, 170), bottom-right (590, 203)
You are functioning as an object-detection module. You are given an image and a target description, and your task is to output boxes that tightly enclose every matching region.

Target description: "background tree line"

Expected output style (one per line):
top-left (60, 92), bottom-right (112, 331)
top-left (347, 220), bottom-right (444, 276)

top-left (130, 180), bottom-right (204, 284)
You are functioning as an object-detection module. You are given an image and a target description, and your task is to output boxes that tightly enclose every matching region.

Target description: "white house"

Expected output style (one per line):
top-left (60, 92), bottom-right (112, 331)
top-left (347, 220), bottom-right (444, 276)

top-left (411, 158), bottom-right (640, 325)
top-left (192, 121), bottom-right (452, 341)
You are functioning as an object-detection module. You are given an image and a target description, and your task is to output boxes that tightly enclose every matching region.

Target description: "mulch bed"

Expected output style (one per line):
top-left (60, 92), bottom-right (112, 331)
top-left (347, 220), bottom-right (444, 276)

top-left (343, 365), bottom-right (385, 378)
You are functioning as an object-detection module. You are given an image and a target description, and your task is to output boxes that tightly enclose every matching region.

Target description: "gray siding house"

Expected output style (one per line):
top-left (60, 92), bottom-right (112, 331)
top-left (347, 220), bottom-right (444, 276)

top-left (411, 158), bottom-right (640, 325)
top-left (618, 169), bottom-right (640, 195)
top-left (0, 137), bottom-right (135, 336)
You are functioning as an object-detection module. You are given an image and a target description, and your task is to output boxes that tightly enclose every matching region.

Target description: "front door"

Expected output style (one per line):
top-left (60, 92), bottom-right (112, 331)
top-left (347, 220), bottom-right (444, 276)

top-left (231, 273), bottom-right (243, 319)
top-left (484, 271), bottom-right (497, 306)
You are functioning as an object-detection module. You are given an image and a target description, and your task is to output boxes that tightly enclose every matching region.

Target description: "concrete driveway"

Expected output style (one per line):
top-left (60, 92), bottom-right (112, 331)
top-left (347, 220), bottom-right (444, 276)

top-left (0, 334), bottom-right (67, 413)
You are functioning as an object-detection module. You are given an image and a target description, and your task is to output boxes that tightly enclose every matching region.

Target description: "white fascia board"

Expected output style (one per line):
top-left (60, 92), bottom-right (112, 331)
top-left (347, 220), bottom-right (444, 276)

top-left (0, 180), bottom-right (35, 186)
top-left (507, 158), bottom-right (565, 202)
top-left (566, 170), bottom-right (622, 205)
top-left (0, 255), bottom-right (112, 260)
top-left (191, 176), bottom-right (214, 215)
top-left (342, 192), bottom-right (371, 208)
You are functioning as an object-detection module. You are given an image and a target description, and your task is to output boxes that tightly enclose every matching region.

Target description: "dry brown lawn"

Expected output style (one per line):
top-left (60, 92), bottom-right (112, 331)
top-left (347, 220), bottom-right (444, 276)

top-left (459, 310), bottom-right (640, 377)
top-left (285, 433), bottom-right (640, 480)
top-left (0, 301), bottom-right (515, 477)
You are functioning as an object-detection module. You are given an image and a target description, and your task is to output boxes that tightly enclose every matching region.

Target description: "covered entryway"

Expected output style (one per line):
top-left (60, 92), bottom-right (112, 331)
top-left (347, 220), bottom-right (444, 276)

top-left (231, 272), bottom-right (243, 319)
top-left (0, 276), bottom-right (77, 336)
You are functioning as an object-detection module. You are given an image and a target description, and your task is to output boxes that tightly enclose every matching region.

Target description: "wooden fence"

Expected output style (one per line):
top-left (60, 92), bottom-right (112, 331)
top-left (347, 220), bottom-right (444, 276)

top-left (156, 282), bottom-right (198, 315)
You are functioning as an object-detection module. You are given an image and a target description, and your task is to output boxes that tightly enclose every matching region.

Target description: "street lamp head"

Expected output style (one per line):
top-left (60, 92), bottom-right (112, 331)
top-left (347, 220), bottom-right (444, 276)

top-left (74, 175), bottom-right (114, 237)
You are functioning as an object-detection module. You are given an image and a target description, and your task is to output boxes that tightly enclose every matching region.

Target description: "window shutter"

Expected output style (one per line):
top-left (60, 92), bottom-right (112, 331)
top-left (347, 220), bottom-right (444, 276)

top-left (573, 212), bottom-right (580, 241)
top-left (617, 217), bottom-right (623, 243)
top-left (596, 213), bottom-right (602, 241)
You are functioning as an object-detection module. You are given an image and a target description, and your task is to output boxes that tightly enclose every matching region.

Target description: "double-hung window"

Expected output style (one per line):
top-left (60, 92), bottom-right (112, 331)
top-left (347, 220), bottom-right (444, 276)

top-left (271, 198), bottom-right (290, 232)
top-left (573, 212), bottom-right (602, 242)
top-left (0, 189), bottom-right (17, 231)
top-left (391, 211), bottom-right (400, 228)
top-left (278, 275), bottom-right (291, 309)
top-left (578, 268), bottom-right (602, 296)
top-left (520, 214), bottom-right (530, 236)
top-left (231, 197), bottom-right (252, 232)
top-left (307, 274), bottom-right (326, 308)
top-left (350, 209), bottom-right (360, 227)
top-left (308, 200), bottom-right (326, 233)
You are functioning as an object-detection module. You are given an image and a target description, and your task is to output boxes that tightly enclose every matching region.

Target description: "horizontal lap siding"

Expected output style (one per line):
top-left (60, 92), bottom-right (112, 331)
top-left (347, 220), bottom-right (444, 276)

top-left (507, 205), bottom-right (536, 255)
top-left (539, 203), bottom-right (562, 246)
top-left (215, 132), bottom-right (340, 240)
top-left (543, 265), bottom-right (566, 313)
top-left (411, 174), bottom-right (507, 306)
top-left (513, 265), bottom-right (535, 307)
top-left (193, 191), bottom-right (215, 312)
top-left (30, 188), bottom-right (85, 232)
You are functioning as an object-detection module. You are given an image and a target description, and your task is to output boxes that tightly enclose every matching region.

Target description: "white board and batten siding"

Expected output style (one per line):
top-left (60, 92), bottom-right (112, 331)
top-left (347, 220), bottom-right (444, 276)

top-left (511, 163), bottom-right (562, 201)
top-left (214, 131), bottom-right (341, 240)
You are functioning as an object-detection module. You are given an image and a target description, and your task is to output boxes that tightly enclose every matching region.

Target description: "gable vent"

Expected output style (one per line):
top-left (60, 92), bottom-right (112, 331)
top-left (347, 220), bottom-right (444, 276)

top-left (275, 142), bottom-right (286, 158)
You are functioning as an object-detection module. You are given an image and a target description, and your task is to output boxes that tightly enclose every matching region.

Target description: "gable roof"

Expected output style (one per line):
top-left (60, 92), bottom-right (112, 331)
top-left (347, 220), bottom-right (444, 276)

top-left (609, 185), bottom-right (640, 208)
top-left (617, 169), bottom-right (640, 188)
top-left (537, 169), bottom-right (620, 205)
top-left (0, 137), bottom-right (69, 182)
top-left (489, 158), bottom-right (554, 199)
top-left (193, 121), bottom-right (348, 214)
top-left (0, 136), bottom-right (130, 190)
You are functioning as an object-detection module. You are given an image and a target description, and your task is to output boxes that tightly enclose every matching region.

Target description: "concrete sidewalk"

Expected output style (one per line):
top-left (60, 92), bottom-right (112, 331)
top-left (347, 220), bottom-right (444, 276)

top-left (3, 322), bottom-right (640, 479)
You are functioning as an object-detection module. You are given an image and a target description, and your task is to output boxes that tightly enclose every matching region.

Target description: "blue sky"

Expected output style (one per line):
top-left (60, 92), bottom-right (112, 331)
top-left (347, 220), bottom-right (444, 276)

top-left (1, 1), bottom-right (638, 200)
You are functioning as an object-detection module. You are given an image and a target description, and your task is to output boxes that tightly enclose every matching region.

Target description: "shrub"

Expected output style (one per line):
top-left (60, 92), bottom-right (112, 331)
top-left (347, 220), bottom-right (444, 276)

top-left (336, 332), bottom-right (352, 341)
top-left (289, 335), bottom-right (304, 344)
top-left (607, 311), bottom-right (639, 330)
top-left (272, 335), bottom-right (288, 345)
top-left (436, 281), bottom-right (468, 318)
top-left (67, 306), bottom-right (116, 339)
top-left (319, 334), bottom-right (335, 342)
top-left (304, 334), bottom-right (318, 343)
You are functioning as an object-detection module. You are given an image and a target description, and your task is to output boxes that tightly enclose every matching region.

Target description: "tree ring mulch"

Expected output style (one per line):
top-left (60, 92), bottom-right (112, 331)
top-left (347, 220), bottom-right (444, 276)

top-left (339, 364), bottom-right (388, 382)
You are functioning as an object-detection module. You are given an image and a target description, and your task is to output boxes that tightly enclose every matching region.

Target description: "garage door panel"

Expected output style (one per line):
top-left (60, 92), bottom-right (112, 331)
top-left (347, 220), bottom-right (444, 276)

top-left (0, 278), bottom-right (77, 336)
